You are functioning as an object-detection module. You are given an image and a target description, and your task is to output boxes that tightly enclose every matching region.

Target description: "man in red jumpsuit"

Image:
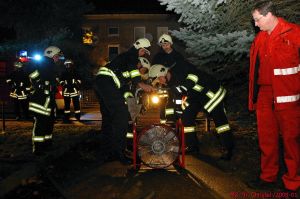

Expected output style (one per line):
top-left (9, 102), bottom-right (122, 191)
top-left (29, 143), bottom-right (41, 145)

top-left (248, 1), bottom-right (300, 192)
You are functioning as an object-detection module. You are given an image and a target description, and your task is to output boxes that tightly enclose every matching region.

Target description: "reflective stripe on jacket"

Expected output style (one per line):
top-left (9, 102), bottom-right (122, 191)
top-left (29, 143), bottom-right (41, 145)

top-left (248, 18), bottom-right (300, 111)
top-left (97, 67), bottom-right (121, 88)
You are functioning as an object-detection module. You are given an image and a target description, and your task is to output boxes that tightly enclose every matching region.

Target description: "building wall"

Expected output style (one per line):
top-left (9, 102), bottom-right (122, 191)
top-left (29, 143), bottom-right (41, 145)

top-left (82, 14), bottom-right (181, 66)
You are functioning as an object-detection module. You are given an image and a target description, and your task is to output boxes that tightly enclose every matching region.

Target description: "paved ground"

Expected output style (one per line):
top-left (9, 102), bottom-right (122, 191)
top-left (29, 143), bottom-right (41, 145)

top-left (1, 108), bottom-right (299, 199)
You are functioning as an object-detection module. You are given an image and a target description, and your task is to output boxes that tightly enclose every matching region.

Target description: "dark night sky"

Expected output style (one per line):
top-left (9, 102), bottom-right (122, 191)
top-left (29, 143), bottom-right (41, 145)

top-left (85, 0), bottom-right (170, 14)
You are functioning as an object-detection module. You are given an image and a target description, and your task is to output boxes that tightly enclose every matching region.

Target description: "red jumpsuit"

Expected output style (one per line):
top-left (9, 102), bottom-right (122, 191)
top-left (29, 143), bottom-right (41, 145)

top-left (249, 18), bottom-right (300, 191)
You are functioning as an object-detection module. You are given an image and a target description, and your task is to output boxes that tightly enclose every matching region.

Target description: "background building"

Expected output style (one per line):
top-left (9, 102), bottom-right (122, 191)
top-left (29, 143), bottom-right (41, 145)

top-left (82, 13), bottom-right (180, 66)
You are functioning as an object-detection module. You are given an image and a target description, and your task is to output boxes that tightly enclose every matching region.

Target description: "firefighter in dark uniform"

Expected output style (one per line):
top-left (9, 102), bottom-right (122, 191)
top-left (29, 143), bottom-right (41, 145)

top-left (137, 56), bottom-right (151, 81)
top-left (60, 59), bottom-right (81, 122)
top-left (6, 61), bottom-right (31, 120)
top-left (149, 63), bottom-right (235, 160)
top-left (152, 34), bottom-right (187, 124)
top-left (28, 46), bottom-right (64, 155)
top-left (94, 38), bottom-right (155, 164)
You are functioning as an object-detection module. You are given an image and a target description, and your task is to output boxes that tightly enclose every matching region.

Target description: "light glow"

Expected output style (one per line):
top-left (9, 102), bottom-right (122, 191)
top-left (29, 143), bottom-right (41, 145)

top-left (33, 54), bottom-right (42, 61)
top-left (151, 95), bottom-right (159, 104)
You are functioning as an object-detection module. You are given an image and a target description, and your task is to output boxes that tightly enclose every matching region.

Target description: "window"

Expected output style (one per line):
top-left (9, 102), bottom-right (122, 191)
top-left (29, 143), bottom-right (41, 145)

top-left (134, 27), bottom-right (145, 41)
top-left (82, 27), bottom-right (99, 45)
top-left (82, 28), bottom-right (93, 45)
top-left (108, 45), bottom-right (119, 61)
top-left (157, 27), bottom-right (169, 40)
top-left (108, 27), bottom-right (119, 36)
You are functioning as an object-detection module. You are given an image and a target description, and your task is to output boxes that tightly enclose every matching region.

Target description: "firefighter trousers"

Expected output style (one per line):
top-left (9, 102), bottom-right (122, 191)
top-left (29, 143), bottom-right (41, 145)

top-left (94, 76), bottom-right (129, 155)
top-left (32, 111), bottom-right (54, 154)
top-left (160, 94), bottom-right (182, 124)
top-left (64, 96), bottom-right (81, 120)
top-left (256, 86), bottom-right (300, 191)
top-left (13, 98), bottom-right (29, 119)
top-left (182, 101), bottom-right (231, 149)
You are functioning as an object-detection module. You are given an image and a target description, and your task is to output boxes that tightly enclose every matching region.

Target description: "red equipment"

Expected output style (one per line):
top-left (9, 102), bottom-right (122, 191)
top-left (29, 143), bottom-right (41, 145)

top-left (132, 118), bottom-right (185, 170)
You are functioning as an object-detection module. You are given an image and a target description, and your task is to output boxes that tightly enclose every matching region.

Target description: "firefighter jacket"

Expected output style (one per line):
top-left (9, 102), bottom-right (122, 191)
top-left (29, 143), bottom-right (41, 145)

top-left (97, 47), bottom-right (141, 99)
top-left (173, 62), bottom-right (226, 114)
top-left (248, 18), bottom-right (300, 111)
top-left (153, 48), bottom-right (188, 86)
top-left (27, 57), bottom-right (58, 116)
top-left (59, 69), bottom-right (81, 97)
top-left (6, 68), bottom-right (31, 100)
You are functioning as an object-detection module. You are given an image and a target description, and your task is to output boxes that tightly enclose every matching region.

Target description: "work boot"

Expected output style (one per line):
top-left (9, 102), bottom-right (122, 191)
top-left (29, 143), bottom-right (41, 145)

top-left (247, 178), bottom-right (277, 190)
top-left (183, 145), bottom-right (199, 155)
top-left (33, 143), bottom-right (45, 156)
top-left (44, 140), bottom-right (53, 150)
top-left (75, 114), bottom-right (81, 121)
top-left (118, 153), bottom-right (132, 165)
top-left (63, 118), bottom-right (71, 124)
top-left (219, 147), bottom-right (233, 160)
top-left (280, 188), bottom-right (299, 199)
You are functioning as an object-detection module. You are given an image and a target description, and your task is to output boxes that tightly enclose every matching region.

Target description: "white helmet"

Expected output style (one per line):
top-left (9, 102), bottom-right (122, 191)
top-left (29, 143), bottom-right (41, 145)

top-left (158, 34), bottom-right (173, 45)
top-left (64, 59), bottom-right (74, 65)
top-left (138, 57), bottom-right (151, 69)
top-left (148, 64), bottom-right (168, 78)
top-left (14, 61), bottom-right (23, 68)
top-left (133, 38), bottom-right (151, 55)
top-left (44, 46), bottom-right (62, 58)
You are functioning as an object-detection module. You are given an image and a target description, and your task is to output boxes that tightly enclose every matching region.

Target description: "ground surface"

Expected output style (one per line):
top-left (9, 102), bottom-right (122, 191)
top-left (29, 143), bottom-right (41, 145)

top-left (0, 118), bottom-right (218, 199)
top-left (0, 109), bottom-right (299, 199)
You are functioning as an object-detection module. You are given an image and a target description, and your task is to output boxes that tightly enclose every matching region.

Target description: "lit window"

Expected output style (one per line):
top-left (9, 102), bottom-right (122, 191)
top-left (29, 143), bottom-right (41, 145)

top-left (82, 29), bottom-right (94, 45)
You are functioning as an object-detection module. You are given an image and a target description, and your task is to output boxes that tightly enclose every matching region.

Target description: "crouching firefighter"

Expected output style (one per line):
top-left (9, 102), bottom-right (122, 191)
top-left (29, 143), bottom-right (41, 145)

top-left (94, 38), bottom-right (155, 165)
top-left (148, 63), bottom-right (235, 160)
top-left (60, 59), bottom-right (81, 122)
top-left (28, 46), bottom-right (64, 155)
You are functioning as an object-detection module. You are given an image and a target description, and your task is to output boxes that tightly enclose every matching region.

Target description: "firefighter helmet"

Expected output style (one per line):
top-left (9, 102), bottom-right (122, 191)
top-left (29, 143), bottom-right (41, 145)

top-left (134, 38), bottom-right (151, 49)
top-left (138, 57), bottom-right (151, 69)
top-left (148, 64), bottom-right (168, 78)
top-left (158, 34), bottom-right (173, 45)
top-left (14, 61), bottom-right (23, 68)
top-left (64, 59), bottom-right (74, 65)
top-left (44, 46), bottom-right (62, 58)
top-left (134, 38), bottom-right (151, 55)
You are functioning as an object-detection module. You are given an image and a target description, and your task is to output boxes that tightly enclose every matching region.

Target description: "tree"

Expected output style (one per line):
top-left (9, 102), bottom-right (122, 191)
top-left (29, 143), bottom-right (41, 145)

top-left (158, 0), bottom-right (300, 76)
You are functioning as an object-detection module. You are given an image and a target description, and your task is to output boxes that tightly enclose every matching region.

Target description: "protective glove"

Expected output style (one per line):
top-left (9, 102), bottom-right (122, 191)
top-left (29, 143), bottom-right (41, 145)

top-left (219, 131), bottom-right (235, 160)
top-left (138, 82), bottom-right (156, 93)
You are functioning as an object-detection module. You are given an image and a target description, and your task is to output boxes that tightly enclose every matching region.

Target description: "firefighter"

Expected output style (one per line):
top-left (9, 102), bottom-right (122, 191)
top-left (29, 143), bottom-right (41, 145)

top-left (149, 63), bottom-right (235, 160)
top-left (28, 46), bottom-right (64, 155)
top-left (248, 1), bottom-right (300, 192)
top-left (94, 38), bottom-right (155, 165)
top-left (153, 34), bottom-right (187, 124)
top-left (6, 61), bottom-right (31, 120)
top-left (135, 57), bottom-right (152, 113)
top-left (60, 59), bottom-right (81, 122)
top-left (137, 56), bottom-right (151, 81)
